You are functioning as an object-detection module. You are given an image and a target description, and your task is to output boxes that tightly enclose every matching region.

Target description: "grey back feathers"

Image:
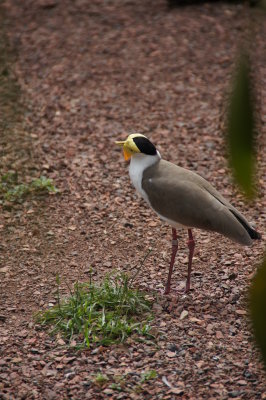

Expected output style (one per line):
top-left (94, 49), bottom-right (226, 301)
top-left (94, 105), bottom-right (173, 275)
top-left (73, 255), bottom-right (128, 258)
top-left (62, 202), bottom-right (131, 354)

top-left (142, 160), bottom-right (260, 246)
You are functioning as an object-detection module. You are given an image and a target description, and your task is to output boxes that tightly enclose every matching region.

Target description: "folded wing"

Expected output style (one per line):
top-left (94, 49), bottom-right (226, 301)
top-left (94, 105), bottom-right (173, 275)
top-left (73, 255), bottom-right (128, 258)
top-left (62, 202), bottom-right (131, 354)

top-left (142, 160), bottom-right (259, 246)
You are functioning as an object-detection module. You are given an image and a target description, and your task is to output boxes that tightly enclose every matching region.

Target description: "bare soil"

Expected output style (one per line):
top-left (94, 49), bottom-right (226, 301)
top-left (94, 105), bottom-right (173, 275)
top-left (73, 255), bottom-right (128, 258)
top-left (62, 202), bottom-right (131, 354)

top-left (0, 1), bottom-right (265, 399)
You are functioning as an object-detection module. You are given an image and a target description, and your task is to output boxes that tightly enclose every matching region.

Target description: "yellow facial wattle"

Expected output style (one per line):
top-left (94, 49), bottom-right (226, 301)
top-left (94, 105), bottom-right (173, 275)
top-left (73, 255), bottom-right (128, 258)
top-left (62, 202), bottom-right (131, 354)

top-left (123, 147), bottom-right (132, 161)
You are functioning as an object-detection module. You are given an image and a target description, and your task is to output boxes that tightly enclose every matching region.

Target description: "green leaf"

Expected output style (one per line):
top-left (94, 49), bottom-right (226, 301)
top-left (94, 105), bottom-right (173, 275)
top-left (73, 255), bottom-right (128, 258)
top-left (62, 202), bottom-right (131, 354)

top-left (249, 256), bottom-right (266, 369)
top-left (227, 52), bottom-right (256, 199)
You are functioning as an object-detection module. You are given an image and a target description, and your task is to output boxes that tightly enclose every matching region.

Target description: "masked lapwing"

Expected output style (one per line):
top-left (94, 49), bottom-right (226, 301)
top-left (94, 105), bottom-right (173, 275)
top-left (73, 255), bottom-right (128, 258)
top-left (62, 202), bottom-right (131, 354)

top-left (116, 133), bottom-right (261, 294)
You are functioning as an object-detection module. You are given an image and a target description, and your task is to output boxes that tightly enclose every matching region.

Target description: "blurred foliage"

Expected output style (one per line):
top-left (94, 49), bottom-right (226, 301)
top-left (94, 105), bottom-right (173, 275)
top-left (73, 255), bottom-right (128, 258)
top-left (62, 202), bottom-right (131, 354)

top-left (250, 257), bottom-right (266, 369)
top-left (167, 0), bottom-right (264, 8)
top-left (227, 52), bottom-right (256, 199)
top-left (225, 26), bottom-right (265, 369)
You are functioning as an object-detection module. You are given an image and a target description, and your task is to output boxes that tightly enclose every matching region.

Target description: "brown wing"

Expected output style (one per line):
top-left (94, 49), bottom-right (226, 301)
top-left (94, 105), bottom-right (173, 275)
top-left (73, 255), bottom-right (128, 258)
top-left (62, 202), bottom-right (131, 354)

top-left (142, 160), bottom-right (253, 245)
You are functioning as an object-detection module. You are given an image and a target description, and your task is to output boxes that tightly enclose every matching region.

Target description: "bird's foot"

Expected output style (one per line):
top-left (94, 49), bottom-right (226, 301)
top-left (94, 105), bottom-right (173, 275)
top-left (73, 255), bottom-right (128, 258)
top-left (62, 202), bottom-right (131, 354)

top-left (164, 282), bottom-right (191, 296)
top-left (185, 285), bottom-right (191, 294)
top-left (164, 287), bottom-right (171, 295)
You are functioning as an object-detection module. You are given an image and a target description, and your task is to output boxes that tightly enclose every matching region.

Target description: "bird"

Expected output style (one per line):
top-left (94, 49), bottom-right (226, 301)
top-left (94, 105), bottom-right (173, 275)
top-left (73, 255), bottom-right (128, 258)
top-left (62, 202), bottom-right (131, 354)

top-left (115, 133), bottom-right (261, 294)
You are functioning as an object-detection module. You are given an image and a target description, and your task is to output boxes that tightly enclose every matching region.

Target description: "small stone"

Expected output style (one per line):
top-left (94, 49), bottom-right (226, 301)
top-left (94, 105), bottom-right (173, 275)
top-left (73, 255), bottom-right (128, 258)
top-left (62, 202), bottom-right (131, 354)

top-left (18, 329), bottom-right (28, 338)
top-left (216, 331), bottom-right (224, 339)
top-left (235, 309), bottom-right (247, 315)
top-left (103, 388), bottom-right (114, 395)
top-left (11, 357), bottom-right (22, 363)
top-left (43, 389), bottom-right (57, 400)
top-left (46, 369), bottom-right (57, 377)
top-left (180, 310), bottom-right (188, 320)
top-left (148, 221), bottom-right (157, 227)
top-left (171, 388), bottom-right (184, 395)
top-left (64, 357), bottom-right (76, 364)
top-left (237, 380), bottom-right (247, 386)
top-left (166, 351), bottom-right (176, 358)
top-left (228, 391), bottom-right (241, 398)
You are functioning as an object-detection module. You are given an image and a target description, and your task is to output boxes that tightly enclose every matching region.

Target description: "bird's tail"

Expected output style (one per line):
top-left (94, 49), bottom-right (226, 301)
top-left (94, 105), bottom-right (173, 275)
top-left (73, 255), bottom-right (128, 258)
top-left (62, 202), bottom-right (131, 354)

top-left (229, 210), bottom-right (261, 241)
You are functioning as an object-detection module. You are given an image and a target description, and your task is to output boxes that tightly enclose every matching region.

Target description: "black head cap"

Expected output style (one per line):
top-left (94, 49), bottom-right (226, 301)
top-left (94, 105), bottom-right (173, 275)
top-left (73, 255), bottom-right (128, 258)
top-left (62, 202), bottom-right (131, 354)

top-left (133, 136), bottom-right (157, 156)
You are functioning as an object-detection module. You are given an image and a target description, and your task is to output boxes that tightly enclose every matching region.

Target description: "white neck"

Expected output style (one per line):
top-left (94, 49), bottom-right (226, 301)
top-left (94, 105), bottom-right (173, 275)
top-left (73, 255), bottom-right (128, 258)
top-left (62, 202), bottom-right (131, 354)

top-left (129, 151), bottom-right (161, 202)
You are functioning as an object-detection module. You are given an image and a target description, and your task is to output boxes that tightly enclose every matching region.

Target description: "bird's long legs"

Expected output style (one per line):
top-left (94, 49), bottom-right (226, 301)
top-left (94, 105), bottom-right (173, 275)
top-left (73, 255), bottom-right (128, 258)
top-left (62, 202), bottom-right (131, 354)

top-left (164, 228), bottom-right (178, 294)
top-left (186, 228), bottom-right (195, 293)
top-left (164, 228), bottom-right (195, 295)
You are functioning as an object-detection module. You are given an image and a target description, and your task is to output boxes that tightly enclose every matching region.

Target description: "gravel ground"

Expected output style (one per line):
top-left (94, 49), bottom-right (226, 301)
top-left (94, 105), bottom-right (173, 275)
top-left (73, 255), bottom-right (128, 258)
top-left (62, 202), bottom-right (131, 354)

top-left (0, 0), bottom-right (265, 399)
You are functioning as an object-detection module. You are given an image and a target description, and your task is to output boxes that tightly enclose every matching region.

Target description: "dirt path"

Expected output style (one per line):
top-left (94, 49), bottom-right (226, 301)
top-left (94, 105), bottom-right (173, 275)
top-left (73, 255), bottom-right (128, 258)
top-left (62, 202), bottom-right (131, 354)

top-left (1, 1), bottom-right (265, 399)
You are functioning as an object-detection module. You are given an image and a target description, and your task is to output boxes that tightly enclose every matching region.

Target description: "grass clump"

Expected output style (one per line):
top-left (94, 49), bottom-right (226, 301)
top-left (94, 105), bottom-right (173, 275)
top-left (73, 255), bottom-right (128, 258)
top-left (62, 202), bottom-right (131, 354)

top-left (140, 369), bottom-right (157, 383)
top-left (0, 172), bottom-right (58, 204)
top-left (91, 370), bottom-right (158, 394)
top-left (36, 273), bottom-right (154, 348)
top-left (93, 373), bottom-right (109, 387)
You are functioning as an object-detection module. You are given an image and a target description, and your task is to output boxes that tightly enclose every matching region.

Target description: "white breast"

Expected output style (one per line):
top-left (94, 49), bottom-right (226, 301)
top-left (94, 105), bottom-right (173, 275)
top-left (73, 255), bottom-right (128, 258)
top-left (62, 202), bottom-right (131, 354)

top-left (129, 152), bottom-right (160, 204)
top-left (129, 152), bottom-right (187, 229)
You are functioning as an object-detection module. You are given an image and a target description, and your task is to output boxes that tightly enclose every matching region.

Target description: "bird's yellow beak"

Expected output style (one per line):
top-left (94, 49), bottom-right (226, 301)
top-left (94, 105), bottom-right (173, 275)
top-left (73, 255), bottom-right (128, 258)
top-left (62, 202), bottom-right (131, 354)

top-left (115, 140), bottom-right (132, 161)
top-left (115, 141), bottom-right (125, 147)
top-left (115, 135), bottom-right (142, 161)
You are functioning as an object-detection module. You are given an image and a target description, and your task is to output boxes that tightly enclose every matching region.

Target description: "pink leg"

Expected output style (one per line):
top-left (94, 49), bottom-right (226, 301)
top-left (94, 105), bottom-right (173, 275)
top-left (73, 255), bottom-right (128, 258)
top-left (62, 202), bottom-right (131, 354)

top-left (164, 228), bottom-right (178, 294)
top-left (185, 229), bottom-right (195, 293)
